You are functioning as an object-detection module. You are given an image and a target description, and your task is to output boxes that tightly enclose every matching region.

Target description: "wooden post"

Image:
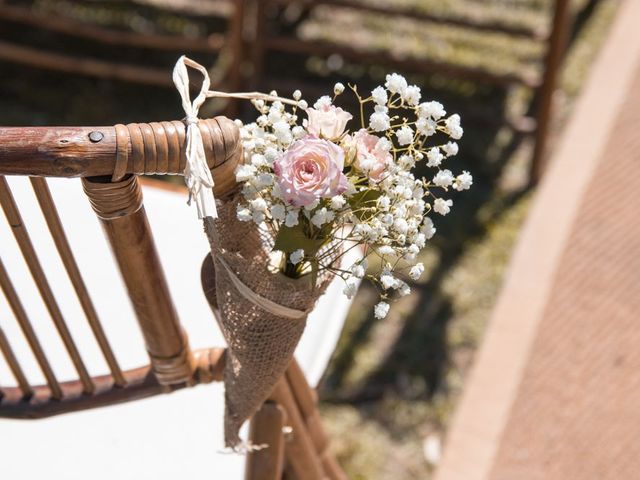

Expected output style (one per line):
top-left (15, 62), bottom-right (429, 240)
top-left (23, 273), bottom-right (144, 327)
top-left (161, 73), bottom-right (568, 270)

top-left (82, 174), bottom-right (193, 385)
top-left (224, 0), bottom-right (247, 118)
top-left (251, 0), bottom-right (268, 89)
top-left (245, 402), bottom-right (287, 480)
top-left (530, 0), bottom-right (572, 183)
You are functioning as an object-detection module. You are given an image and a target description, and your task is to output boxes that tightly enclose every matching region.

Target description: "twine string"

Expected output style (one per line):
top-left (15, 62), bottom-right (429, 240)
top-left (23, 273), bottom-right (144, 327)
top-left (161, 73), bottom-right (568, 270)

top-left (172, 55), bottom-right (217, 219)
top-left (216, 255), bottom-right (309, 320)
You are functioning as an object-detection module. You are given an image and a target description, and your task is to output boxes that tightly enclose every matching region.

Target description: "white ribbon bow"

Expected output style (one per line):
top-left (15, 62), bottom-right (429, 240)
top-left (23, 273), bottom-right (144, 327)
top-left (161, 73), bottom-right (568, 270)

top-left (172, 55), bottom-right (218, 219)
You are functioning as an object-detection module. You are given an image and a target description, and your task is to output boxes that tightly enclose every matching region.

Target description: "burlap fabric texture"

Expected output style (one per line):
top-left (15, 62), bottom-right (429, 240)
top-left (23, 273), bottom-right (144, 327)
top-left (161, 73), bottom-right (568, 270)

top-left (203, 194), bottom-right (337, 449)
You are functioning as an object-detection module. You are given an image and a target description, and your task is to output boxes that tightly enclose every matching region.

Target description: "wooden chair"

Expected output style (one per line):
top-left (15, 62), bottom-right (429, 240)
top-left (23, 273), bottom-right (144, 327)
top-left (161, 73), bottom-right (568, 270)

top-left (250, 0), bottom-right (573, 182)
top-left (0, 117), bottom-right (346, 480)
top-left (0, 0), bottom-right (245, 98)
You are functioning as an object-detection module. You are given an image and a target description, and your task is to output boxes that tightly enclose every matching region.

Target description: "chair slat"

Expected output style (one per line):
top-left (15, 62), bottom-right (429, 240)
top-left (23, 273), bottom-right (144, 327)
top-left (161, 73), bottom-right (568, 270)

top-left (0, 176), bottom-right (94, 394)
top-left (0, 324), bottom-right (32, 398)
top-left (30, 177), bottom-right (126, 387)
top-left (0, 257), bottom-right (62, 399)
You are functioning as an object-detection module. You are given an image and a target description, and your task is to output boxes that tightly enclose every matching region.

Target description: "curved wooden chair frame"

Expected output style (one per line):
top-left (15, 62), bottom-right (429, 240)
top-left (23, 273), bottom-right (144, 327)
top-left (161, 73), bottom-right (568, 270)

top-left (0, 117), bottom-right (345, 480)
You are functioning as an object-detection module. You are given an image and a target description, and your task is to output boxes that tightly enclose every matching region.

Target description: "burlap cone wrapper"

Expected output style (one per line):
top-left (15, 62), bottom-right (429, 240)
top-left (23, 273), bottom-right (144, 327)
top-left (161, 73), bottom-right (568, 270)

top-left (203, 195), bottom-right (337, 449)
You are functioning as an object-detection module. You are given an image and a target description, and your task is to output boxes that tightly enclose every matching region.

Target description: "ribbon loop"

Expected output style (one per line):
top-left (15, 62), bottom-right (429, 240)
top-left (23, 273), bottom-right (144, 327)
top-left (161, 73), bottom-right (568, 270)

top-left (172, 55), bottom-right (218, 219)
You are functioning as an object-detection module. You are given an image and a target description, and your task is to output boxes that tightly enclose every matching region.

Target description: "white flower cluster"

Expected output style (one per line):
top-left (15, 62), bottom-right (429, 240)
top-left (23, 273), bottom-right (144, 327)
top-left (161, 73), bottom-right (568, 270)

top-left (234, 74), bottom-right (472, 320)
top-left (235, 96), bottom-right (302, 227)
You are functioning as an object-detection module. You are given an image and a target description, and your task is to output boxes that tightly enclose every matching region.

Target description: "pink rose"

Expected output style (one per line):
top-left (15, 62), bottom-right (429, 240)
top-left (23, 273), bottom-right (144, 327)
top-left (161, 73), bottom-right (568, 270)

top-left (305, 105), bottom-right (353, 139)
top-left (274, 137), bottom-right (348, 207)
top-left (351, 129), bottom-right (391, 181)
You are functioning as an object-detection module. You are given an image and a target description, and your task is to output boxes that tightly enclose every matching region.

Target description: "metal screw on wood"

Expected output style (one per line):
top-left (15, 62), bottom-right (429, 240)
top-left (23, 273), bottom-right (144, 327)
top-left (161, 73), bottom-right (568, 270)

top-left (88, 131), bottom-right (104, 143)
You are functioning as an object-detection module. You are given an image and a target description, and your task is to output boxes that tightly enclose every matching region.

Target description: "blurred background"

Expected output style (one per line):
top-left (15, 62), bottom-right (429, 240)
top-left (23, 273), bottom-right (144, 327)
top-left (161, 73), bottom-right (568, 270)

top-left (0, 0), bottom-right (622, 478)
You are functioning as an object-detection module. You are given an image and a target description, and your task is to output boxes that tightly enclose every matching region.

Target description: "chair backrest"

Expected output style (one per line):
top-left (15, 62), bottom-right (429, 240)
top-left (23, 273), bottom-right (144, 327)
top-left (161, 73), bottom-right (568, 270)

top-left (0, 116), bottom-right (240, 418)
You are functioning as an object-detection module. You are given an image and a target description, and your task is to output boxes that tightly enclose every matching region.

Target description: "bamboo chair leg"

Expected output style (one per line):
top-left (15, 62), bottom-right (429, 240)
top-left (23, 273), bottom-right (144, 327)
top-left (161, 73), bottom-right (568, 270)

top-left (245, 401), bottom-right (287, 480)
top-left (270, 377), bottom-right (324, 480)
top-left (82, 175), bottom-right (193, 385)
top-left (286, 360), bottom-right (347, 480)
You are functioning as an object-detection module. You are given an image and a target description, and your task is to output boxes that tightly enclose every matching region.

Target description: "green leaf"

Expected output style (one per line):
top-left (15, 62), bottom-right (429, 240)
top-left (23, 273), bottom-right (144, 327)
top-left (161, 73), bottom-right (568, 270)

top-left (273, 224), bottom-right (326, 256)
top-left (348, 189), bottom-right (382, 221)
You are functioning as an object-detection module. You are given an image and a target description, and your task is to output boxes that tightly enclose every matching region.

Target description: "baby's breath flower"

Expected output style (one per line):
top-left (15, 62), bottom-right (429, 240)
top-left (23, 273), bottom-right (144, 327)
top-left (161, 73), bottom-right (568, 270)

top-left (369, 111), bottom-right (391, 132)
top-left (292, 126), bottom-right (306, 139)
top-left (289, 249), bottom-right (305, 265)
top-left (416, 117), bottom-right (436, 137)
top-left (264, 146), bottom-right (278, 162)
top-left (453, 171), bottom-right (473, 191)
top-left (385, 73), bottom-right (407, 94)
top-left (236, 165), bottom-right (257, 183)
top-left (377, 195), bottom-right (391, 210)
top-left (398, 154), bottom-right (415, 170)
top-left (433, 198), bottom-right (453, 216)
top-left (311, 207), bottom-right (334, 227)
top-left (334, 82), bottom-right (345, 95)
top-left (255, 173), bottom-right (274, 187)
top-left (380, 273), bottom-right (398, 290)
top-left (374, 301), bottom-right (390, 319)
top-left (285, 210), bottom-right (299, 227)
top-left (418, 101), bottom-right (446, 120)
top-left (403, 85), bottom-right (421, 106)
top-left (270, 204), bottom-right (286, 222)
top-left (433, 169), bottom-right (454, 188)
top-left (350, 261), bottom-right (366, 278)
top-left (314, 95), bottom-right (332, 109)
top-left (409, 263), bottom-right (424, 280)
top-left (237, 206), bottom-right (252, 222)
top-left (445, 114), bottom-right (463, 139)
top-left (250, 198), bottom-right (267, 212)
top-left (343, 278), bottom-right (359, 299)
top-left (272, 120), bottom-right (292, 144)
top-left (268, 109), bottom-right (282, 124)
top-left (293, 89), bottom-right (302, 100)
top-left (396, 126), bottom-right (414, 146)
top-left (298, 100), bottom-right (308, 109)
top-left (426, 147), bottom-right (444, 168)
top-left (371, 86), bottom-right (388, 105)
top-left (442, 141), bottom-right (459, 157)
top-left (252, 211), bottom-right (265, 223)
top-left (376, 137), bottom-right (392, 152)
top-left (421, 217), bottom-right (436, 239)
top-left (330, 195), bottom-right (346, 209)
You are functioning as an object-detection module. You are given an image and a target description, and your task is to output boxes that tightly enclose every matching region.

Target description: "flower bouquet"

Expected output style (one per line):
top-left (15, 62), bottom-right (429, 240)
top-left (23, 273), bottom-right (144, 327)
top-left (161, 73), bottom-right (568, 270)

top-left (173, 57), bottom-right (471, 449)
